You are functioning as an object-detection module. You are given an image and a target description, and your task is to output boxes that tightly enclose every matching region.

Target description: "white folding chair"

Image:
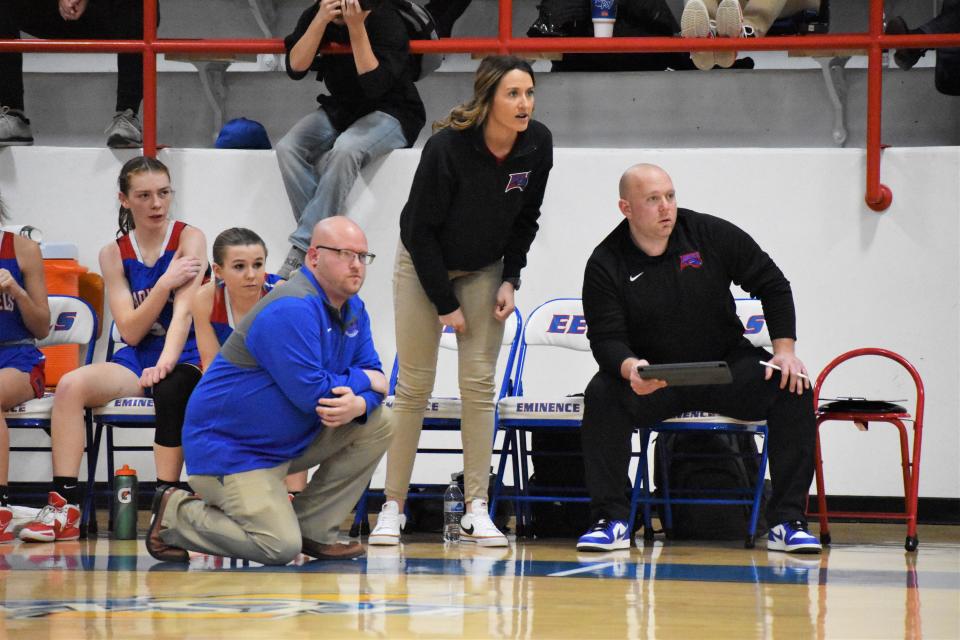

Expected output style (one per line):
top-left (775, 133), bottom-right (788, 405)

top-left (494, 298), bottom-right (594, 533)
top-left (351, 308), bottom-right (522, 536)
top-left (4, 296), bottom-right (100, 530)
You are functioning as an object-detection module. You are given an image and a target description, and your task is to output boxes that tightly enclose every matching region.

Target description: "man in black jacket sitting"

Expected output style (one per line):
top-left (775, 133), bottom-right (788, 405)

top-left (576, 163), bottom-right (821, 555)
top-left (276, 0), bottom-right (426, 278)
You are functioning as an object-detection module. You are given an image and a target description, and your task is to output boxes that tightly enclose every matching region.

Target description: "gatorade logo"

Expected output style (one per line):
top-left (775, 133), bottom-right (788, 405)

top-left (118, 488), bottom-right (133, 504)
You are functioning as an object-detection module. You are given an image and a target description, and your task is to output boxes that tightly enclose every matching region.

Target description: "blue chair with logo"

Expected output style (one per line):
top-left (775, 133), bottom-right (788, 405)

top-left (4, 295), bottom-right (101, 530)
top-left (90, 322), bottom-right (158, 520)
top-left (630, 298), bottom-right (771, 548)
top-left (493, 298), bottom-right (597, 535)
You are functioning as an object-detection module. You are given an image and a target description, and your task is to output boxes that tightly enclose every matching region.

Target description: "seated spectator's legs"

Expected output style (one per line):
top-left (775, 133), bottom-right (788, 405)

top-left (0, 0), bottom-right (146, 145)
top-left (276, 109), bottom-right (342, 240)
top-left (582, 370), bottom-right (684, 522)
top-left (151, 363), bottom-right (203, 487)
top-left (925, 0), bottom-right (960, 35)
top-left (275, 110), bottom-right (407, 276)
top-left (164, 463), bottom-right (303, 565)
top-left (290, 406), bottom-right (392, 544)
top-left (742, 0), bottom-right (820, 37)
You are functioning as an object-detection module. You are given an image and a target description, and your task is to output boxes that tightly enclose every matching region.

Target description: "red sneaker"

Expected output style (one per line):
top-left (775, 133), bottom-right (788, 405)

top-left (0, 506), bottom-right (14, 543)
top-left (18, 492), bottom-right (81, 542)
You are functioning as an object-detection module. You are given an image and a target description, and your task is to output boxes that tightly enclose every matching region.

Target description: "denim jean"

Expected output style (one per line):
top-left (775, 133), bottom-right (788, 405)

top-left (275, 108), bottom-right (407, 250)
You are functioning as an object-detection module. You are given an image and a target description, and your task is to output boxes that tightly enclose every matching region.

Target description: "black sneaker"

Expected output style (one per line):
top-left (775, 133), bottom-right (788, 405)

top-left (885, 16), bottom-right (925, 70)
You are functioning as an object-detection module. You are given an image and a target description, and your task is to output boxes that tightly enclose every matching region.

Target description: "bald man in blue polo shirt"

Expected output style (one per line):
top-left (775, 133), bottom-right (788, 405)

top-left (146, 217), bottom-right (392, 565)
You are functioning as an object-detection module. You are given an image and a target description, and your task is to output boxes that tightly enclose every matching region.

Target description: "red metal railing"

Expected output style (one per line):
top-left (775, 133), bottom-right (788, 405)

top-left (2, 0), bottom-right (960, 211)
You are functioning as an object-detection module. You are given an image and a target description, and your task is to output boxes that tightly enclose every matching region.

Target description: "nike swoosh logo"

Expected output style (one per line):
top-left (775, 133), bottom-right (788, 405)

top-left (629, 272), bottom-right (644, 282)
top-left (461, 524), bottom-right (475, 535)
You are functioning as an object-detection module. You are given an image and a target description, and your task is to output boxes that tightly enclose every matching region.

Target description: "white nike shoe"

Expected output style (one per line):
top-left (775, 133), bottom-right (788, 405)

top-left (459, 499), bottom-right (508, 547)
top-left (368, 501), bottom-right (405, 546)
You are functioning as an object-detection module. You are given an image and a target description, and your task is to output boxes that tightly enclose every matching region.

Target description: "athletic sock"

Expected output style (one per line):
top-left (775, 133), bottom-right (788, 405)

top-left (0, 485), bottom-right (9, 506)
top-left (53, 477), bottom-right (81, 505)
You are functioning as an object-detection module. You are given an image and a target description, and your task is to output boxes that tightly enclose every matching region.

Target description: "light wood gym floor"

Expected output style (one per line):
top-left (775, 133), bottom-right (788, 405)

top-left (1, 519), bottom-right (957, 639)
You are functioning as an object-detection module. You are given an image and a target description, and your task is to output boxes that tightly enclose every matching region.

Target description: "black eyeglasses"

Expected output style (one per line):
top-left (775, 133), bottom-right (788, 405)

top-left (313, 244), bottom-right (376, 265)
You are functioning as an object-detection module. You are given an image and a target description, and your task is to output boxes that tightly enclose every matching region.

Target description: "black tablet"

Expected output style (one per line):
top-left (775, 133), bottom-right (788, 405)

top-left (636, 361), bottom-right (733, 386)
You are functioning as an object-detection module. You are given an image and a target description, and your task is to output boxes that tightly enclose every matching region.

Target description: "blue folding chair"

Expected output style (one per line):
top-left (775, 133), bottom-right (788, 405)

top-left (350, 308), bottom-right (522, 536)
top-left (631, 298), bottom-right (771, 549)
top-left (90, 322), bottom-right (157, 522)
top-left (4, 295), bottom-right (100, 531)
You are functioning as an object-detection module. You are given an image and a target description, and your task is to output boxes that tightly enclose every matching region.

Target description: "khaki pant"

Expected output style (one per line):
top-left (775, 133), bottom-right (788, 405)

top-left (385, 245), bottom-right (505, 503)
top-left (160, 406), bottom-right (392, 565)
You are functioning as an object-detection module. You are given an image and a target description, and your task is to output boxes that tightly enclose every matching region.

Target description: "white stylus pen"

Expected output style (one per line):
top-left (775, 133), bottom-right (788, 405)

top-left (758, 360), bottom-right (811, 381)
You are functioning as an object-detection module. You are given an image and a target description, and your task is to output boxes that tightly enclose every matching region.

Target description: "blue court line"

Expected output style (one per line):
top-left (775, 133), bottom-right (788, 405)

top-left (5, 553), bottom-right (958, 590)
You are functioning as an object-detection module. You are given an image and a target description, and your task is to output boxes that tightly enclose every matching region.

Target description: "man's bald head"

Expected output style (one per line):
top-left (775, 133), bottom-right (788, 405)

top-left (619, 163), bottom-right (671, 201)
top-left (305, 216), bottom-right (370, 307)
top-left (310, 216), bottom-right (366, 249)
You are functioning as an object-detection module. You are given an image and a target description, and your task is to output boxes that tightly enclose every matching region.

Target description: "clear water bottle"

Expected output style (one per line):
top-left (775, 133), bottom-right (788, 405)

top-left (443, 473), bottom-right (464, 543)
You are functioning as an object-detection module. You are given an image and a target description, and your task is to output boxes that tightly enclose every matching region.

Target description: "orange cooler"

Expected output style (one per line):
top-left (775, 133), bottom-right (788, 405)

top-left (41, 243), bottom-right (89, 387)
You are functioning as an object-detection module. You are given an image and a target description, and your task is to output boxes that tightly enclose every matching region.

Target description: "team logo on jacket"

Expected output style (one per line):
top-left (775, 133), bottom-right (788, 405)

top-left (679, 251), bottom-right (703, 270)
top-left (505, 172), bottom-right (531, 193)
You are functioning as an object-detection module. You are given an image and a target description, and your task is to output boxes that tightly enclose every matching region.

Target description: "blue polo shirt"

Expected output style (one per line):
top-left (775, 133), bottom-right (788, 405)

top-left (182, 267), bottom-right (384, 476)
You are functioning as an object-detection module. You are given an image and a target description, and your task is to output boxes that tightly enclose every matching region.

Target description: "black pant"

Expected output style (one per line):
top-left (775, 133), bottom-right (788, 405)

top-left (0, 0), bottom-right (145, 112)
top-left (152, 364), bottom-right (202, 448)
top-left (581, 344), bottom-right (816, 525)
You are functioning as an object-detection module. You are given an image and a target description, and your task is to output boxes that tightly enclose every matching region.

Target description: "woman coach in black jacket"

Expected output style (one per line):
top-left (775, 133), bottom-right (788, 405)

top-left (370, 55), bottom-right (553, 547)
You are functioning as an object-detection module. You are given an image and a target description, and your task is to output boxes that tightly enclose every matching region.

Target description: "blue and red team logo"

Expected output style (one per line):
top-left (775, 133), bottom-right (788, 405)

top-left (505, 171), bottom-right (531, 193)
top-left (679, 251), bottom-right (703, 270)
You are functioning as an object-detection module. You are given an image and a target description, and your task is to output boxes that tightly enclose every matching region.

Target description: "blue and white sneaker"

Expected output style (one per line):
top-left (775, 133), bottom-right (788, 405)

top-left (767, 521), bottom-right (822, 554)
top-left (576, 519), bottom-right (630, 552)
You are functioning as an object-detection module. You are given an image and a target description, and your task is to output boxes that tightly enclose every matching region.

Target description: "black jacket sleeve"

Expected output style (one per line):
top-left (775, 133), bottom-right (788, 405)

top-left (356, 10), bottom-right (411, 100)
top-left (402, 135), bottom-right (460, 314)
top-left (284, 4), bottom-right (323, 81)
top-left (583, 247), bottom-right (636, 376)
top-left (502, 131), bottom-right (553, 280)
top-left (715, 219), bottom-right (797, 341)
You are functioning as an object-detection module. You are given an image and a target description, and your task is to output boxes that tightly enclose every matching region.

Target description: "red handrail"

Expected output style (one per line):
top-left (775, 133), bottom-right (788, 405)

top-left (2, 0), bottom-right (960, 211)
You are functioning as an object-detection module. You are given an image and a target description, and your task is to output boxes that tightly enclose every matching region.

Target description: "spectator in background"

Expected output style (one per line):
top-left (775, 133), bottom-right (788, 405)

top-left (274, 0), bottom-right (425, 279)
top-left (681, 0), bottom-right (820, 70)
top-left (886, 2), bottom-right (960, 96)
top-left (0, 0), bottom-right (150, 147)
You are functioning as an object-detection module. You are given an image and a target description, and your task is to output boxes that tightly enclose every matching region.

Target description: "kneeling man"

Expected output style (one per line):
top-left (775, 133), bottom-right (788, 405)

top-left (147, 217), bottom-right (392, 565)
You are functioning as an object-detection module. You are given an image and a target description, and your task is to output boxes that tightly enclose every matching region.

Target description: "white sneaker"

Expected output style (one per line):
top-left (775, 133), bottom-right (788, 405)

top-left (459, 499), bottom-right (508, 547)
top-left (0, 106), bottom-right (34, 146)
top-left (715, 0), bottom-right (745, 68)
top-left (368, 501), bottom-right (405, 546)
top-left (681, 0), bottom-right (717, 71)
top-left (105, 109), bottom-right (143, 148)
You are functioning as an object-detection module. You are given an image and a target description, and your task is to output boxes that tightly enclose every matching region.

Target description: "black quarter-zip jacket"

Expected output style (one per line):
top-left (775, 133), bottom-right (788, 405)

top-left (400, 120), bottom-right (554, 314)
top-left (582, 209), bottom-right (797, 376)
